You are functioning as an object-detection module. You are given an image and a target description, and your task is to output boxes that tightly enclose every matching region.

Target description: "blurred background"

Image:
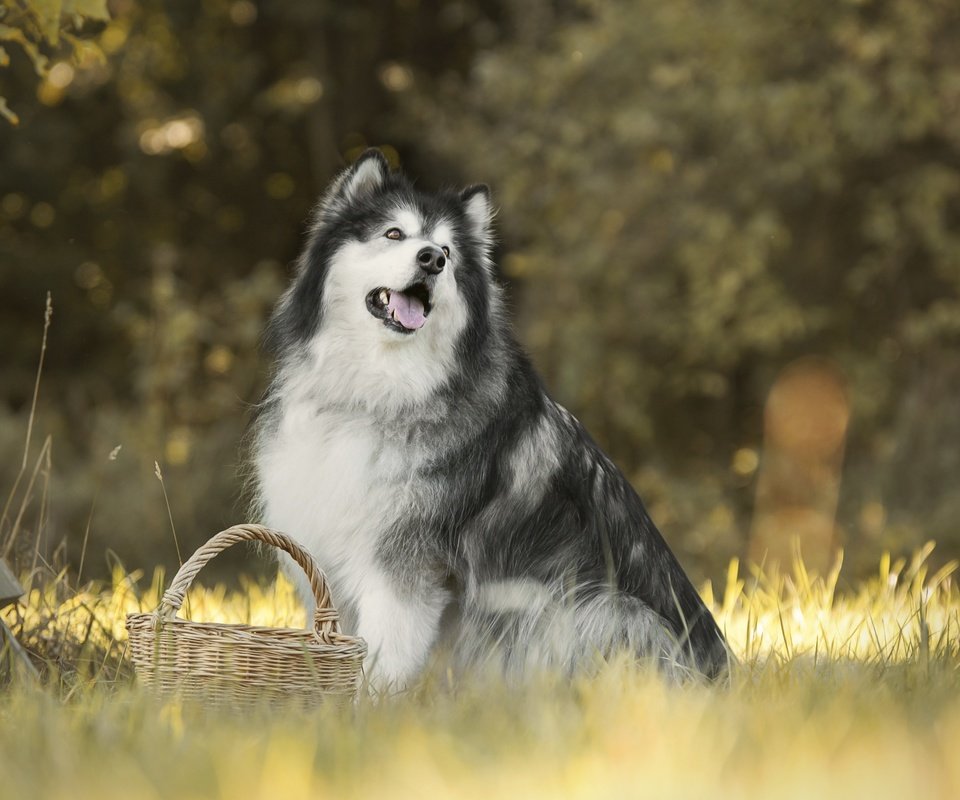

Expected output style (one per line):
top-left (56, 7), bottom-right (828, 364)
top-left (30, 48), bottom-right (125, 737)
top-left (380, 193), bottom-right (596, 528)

top-left (1, 0), bottom-right (959, 583)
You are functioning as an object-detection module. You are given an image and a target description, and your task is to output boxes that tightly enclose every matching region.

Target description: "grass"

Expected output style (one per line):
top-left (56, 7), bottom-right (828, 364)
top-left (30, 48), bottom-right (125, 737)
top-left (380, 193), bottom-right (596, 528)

top-left (1, 545), bottom-right (958, 800)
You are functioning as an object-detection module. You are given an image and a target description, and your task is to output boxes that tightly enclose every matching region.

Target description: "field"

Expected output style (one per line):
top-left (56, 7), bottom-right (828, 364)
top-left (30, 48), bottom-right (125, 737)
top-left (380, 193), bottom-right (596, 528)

top-left (2, 547), bottom-right (958, 800)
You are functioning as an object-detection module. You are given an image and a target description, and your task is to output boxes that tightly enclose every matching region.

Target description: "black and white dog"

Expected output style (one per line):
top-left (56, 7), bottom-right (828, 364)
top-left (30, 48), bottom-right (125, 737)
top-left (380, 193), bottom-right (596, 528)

top-left (252, 150), bottom-right (729, 689)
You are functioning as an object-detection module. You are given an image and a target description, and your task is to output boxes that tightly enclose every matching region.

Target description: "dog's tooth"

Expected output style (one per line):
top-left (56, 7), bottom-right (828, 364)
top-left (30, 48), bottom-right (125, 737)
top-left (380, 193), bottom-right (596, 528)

top-left (380, 289), bottom-right (389, 305)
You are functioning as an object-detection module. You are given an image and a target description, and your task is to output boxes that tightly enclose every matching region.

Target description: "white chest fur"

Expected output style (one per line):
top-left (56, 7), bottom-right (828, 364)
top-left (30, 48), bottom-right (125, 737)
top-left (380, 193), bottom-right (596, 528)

top-left (256, 400), bottom-right (409, 600)
top-left (255, 397), bottom-right (450, 690)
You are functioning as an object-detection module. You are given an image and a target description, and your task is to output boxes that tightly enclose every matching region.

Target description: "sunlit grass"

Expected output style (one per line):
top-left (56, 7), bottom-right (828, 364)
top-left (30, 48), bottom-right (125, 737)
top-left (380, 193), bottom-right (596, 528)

top-left (1, 546), bottom-right (959, 800)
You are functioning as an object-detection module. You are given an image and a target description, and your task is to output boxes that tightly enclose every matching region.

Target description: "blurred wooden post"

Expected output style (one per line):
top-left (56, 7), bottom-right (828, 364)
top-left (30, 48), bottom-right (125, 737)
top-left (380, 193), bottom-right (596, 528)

top-left (750, 358), bottom-right (849, 573)
top-left (0, 559), bottom-right (37, 681)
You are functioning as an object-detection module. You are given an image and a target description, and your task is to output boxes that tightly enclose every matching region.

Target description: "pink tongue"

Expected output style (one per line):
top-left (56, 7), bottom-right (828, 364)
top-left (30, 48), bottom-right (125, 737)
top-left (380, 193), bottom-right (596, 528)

top-left (387, 291), bottom-right (426, 330)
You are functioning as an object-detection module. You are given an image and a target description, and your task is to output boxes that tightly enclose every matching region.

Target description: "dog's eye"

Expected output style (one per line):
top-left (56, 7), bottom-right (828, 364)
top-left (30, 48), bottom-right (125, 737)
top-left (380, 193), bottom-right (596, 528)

top-left (385, 228), bottom-right (403, 240)
top-left (441, 246), bottom-right (450, 257)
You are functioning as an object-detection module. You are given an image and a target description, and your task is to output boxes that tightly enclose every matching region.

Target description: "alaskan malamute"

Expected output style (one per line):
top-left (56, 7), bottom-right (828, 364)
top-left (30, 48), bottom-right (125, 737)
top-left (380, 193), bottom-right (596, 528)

top-left (253, 150), bottom-right (729, 689)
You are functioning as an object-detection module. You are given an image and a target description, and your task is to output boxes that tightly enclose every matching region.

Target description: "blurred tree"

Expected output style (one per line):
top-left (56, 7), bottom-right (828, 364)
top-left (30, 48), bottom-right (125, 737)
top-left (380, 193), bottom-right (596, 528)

top-left (1, 0), bottom-right (958, 577)
top-left (399, 0), bottom-right (960, 571)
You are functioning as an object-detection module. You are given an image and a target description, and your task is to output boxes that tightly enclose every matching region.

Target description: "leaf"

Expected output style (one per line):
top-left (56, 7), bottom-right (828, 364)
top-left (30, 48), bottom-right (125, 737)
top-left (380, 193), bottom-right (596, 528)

top-left (20, 0), bottom-right (110, 49)
top-left (30, 0), bottom-right (63, 44)
top-left (61, 0), bottom-right (110, 21)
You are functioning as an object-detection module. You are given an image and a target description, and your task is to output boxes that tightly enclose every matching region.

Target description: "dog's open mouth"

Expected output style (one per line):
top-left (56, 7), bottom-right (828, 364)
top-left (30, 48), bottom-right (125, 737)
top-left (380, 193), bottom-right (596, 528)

top-left (366, 283), bottom-right (433, 334)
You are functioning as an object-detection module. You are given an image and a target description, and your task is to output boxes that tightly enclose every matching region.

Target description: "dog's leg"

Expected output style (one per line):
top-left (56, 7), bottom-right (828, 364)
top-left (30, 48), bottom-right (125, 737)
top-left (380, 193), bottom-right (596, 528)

top-left (353, 567), bottom-right (449, 692)
top-left (453, 579), bottom-right (684, 680)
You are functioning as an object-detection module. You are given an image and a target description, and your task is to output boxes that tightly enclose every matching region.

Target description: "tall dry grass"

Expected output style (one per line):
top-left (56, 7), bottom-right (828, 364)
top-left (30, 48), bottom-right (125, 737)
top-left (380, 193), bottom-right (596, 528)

top-left (0, 544), bottom-right (958, 799)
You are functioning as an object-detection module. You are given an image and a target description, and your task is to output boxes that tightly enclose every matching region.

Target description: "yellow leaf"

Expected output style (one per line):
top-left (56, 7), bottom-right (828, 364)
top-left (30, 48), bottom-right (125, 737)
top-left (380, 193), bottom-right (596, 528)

top-left (31, 0), bottom-right (63, 44)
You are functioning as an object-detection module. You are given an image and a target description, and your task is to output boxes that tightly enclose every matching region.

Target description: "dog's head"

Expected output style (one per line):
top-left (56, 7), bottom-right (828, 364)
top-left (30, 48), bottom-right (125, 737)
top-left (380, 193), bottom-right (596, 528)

top-left (269, 150), bottom-right (500, 409)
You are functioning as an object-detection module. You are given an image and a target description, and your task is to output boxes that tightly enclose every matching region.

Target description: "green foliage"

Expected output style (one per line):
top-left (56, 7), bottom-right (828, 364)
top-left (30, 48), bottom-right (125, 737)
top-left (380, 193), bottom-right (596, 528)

top-left (0, 0), bottom-right (109, 123)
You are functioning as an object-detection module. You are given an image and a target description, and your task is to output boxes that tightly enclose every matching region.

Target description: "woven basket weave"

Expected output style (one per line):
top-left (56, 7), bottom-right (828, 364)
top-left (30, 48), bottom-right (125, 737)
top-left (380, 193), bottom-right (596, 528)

top-left (125, 524), bottom-right (366, 708)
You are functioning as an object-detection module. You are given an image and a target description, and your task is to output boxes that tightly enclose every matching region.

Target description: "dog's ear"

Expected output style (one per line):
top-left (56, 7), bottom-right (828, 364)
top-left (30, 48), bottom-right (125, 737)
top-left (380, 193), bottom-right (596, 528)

top-left (460, 184), bottom-right (494, 238)
top-left (340, 149), bottom-right (390, 202)
top-left (323, 149), bottom-right (390, 211)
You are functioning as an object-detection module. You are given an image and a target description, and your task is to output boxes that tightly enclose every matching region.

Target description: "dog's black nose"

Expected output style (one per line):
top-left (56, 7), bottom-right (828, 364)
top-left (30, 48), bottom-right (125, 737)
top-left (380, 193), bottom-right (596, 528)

top-left (417, 245), bottom-right (446, 275)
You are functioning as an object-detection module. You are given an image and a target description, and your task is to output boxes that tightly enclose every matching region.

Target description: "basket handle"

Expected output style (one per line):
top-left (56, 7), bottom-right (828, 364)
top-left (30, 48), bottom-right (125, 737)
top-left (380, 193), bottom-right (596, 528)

top-left (157, 523), bottom-right (341, 642)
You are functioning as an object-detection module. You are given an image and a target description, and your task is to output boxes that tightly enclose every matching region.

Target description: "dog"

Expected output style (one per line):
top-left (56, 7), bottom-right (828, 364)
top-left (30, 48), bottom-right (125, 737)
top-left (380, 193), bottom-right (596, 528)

top-left (252, 150), bottom-right (729, 689)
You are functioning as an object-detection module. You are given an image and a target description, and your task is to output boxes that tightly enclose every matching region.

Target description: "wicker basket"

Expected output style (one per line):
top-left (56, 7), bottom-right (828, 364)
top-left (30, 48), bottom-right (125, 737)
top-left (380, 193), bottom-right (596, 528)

top-left (125, 523), bottom-right (366, 708)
